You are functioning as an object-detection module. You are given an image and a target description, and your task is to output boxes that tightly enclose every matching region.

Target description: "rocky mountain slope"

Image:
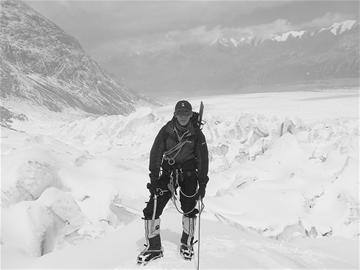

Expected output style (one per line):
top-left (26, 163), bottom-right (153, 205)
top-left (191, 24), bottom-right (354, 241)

top-left (0, 0), bottom-right (139, 115)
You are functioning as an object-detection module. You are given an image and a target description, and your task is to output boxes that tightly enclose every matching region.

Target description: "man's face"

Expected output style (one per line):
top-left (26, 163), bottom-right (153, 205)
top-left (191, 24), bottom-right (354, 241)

top-left (175, 111), bottom-right (192, 126)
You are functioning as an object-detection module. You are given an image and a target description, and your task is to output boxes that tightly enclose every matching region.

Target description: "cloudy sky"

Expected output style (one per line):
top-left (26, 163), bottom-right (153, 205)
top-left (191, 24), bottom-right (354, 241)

top-left (26, 0), bottom-right (358, 62)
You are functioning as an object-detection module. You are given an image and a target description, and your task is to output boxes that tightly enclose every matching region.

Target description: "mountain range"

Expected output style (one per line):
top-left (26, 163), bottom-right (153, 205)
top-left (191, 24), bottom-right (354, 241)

top-left (108, 20), bottom-right (359, 95)
top-left (1, 0), bottom-right (358, 113)
top-left (0, 0), bottom-right (141, 116)
top-left (210, 20), bottom-right (358, 46)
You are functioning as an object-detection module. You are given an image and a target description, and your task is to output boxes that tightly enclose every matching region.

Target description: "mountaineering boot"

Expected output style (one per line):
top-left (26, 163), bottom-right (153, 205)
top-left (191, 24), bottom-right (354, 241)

top-left (137, 219), bottom-right (163, 265)
top-left (180, 215), bottom-right (196, 260)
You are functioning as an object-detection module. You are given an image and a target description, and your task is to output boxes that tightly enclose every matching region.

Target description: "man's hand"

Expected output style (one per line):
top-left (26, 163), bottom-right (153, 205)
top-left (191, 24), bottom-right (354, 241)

top-left (147, 173), bottom-right (158, 195)
top-left (197, 183), bottom-right (206, 200)
top-left (146, 182), bottom-right (157, 194)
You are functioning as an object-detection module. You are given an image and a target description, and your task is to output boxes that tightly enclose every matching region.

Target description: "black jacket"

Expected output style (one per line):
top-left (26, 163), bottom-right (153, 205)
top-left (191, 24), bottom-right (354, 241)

top-left (149, 118), bottom-right (209, 186)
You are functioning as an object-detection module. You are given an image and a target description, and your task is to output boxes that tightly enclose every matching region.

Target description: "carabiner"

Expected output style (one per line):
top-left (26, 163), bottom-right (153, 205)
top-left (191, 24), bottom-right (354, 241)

top-left (156, 188), bottom-right (164, 196)
top-left (168, 158), bottom-right (175, 165)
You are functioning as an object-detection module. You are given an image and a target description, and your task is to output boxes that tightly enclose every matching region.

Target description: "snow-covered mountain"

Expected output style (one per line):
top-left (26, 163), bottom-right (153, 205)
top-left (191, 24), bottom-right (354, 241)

top-left (0, 0), bottom-right (140, 115)
top-left (210, 20), bottom-right (358, 46)
top-left (110, 20), bottom-right (359, 94)
top-left (321, 20), bottom-right (358, 36)
top-left (271, 30), bottom-right (306, 42)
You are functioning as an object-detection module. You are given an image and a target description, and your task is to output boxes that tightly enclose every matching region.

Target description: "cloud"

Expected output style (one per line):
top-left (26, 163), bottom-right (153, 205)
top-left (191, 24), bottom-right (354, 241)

top-left (241, 19), bottom-right (294, 40)
top-left (94, 18), bottom-right (296, 55)
top-left (300, 12), bottom-right (357, 29)
top-left (26, 0), bottom-right (294, 46)
top-left (168, 19), bottom-right (295, 44)
top-left (98, 9), bottom-right (357, 57)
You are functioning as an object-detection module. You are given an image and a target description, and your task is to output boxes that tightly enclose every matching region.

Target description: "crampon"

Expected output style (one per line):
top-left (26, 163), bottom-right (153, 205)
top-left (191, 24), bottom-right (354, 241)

top-left (137, 249), bottom-right (163, 266)
top-left (180, 243), bottom-right (194, 260)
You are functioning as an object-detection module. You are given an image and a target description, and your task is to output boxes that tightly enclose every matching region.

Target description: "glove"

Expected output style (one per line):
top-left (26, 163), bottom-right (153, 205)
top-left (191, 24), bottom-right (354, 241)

top-left (146, 182), bottom-right (157, 194)
top-left (147, 173), bottom-right (158, 195)
top-left (197, 182), bottom-right (206, 200)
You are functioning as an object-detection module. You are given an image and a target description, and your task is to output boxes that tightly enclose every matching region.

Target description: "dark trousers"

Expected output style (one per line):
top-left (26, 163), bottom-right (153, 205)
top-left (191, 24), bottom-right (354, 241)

top-left (143, 167), bottom-right (198, 219)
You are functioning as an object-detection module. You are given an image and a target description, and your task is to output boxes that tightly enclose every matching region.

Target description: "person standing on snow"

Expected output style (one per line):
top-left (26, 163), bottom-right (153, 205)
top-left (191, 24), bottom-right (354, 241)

top-left (137, 100), bottom-right (209, 264)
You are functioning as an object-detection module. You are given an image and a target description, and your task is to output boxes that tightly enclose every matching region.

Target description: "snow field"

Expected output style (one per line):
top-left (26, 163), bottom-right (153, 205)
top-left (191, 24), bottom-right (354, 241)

top-left (3, 211), bottom-right (357, 269)
top-left (1, 90), bottom-right (359, 268)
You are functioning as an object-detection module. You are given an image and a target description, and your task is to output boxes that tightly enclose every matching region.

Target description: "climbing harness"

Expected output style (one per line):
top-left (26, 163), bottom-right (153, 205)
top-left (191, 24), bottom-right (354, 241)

top-left (167, 168), bottom-right (199, 215)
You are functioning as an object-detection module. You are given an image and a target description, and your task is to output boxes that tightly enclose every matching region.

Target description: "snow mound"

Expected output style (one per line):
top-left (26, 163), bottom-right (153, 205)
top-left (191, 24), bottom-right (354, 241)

top-left (51, 107), bottom-right (160, 153)
top-left (2, 200), bottom-right (57, 256)
top-left (2, 187), bottom-right (88, 256)
top-left (2, 148), bottom-right (63, 206)
top-left (206, 114), bottom-right (359, 239)
top-left (38, 187), bottom-right (86, 235)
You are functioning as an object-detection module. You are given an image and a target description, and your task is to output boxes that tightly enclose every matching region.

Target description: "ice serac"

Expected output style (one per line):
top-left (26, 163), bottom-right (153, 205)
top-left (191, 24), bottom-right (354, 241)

top-left (0, 0), bottom-right (137, 115)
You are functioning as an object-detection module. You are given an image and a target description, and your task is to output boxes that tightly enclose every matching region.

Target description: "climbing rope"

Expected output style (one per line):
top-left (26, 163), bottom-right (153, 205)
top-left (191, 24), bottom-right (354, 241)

top-left (162, 128), bottom-right (192, 165)
top-left (163, 140), bottom-right (191, 165)
top-left (167, 169), bottom-right (199, 215)
top-left (165, 167), bottom-right (205, 269)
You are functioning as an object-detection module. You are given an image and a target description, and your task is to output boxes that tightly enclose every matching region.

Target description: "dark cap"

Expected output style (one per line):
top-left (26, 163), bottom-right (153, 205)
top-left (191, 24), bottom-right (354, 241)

top-left (175, 100), bottom-right (192, 115)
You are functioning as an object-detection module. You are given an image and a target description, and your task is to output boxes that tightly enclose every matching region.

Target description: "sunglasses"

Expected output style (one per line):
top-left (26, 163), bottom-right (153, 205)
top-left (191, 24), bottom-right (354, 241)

top-left (175, 110), bottom-right (192, 117)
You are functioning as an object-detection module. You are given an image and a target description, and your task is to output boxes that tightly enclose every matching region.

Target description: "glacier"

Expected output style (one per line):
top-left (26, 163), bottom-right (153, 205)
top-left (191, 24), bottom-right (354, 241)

top-left (1, 89), bottom-right (359, 269)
